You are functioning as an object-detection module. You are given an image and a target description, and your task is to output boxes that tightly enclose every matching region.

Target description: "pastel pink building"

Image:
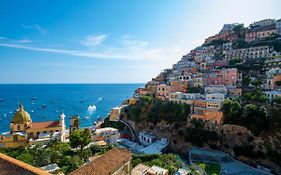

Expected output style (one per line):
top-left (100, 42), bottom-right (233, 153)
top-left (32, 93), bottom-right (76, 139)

top-left (245, 30), bottom-right (257, 43)
top-left (205, 68), bottom-right (238, 86)
top-left (206, 76), bottom-right (225, 85)
top-left (223, 68), bottom-right (238, 86)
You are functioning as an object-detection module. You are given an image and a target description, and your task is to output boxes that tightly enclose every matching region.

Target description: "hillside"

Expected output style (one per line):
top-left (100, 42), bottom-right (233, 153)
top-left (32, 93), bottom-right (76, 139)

top-left (124, 19), bottom-right (281, 174)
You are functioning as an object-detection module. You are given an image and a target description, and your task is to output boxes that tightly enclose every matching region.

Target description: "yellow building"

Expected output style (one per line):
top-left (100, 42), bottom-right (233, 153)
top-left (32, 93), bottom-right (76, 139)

top-left (109, 106), bottom-right (122, 121)
top-left (128, 97), bottom-right (137, 105)
top-left (0, 105), bottom-right (66, 148)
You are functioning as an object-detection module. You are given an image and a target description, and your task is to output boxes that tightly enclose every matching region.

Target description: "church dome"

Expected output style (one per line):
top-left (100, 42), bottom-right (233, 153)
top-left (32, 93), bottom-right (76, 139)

top-left (11, 105), bottom-right (31, 124)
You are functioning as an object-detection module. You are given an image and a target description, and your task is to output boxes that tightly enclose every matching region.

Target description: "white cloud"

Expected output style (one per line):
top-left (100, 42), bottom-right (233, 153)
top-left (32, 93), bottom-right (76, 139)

top-left (0, 41), bottom-right (184, 63)
top-left (21, 24), bottom-right (47, 34)
top-left (80, 34), bottom-right (107, 48)
top-left (0, 34), bottom-right (186, 64)
top-left (16, 39), bottom-right (32, 43)
top-left (0, 37), bottom-right (33, 44)
top-left (121, 35), bottom-right (149, 50)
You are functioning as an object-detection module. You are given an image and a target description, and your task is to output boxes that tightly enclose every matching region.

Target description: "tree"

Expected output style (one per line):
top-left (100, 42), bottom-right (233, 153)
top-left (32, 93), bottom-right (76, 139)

top-left (229, 58), bottom-right (241, 66)
top-left (61, 156), bottom-right (82, 174)
top-left (242, 104), bottom-right (269, 135)
top-left (275, 81), bottom-right (281, 86)
top-left (232, 24), bottom-right (245, 39)
top-left (251, 79), bottom-right (262, 87)
top-left (272, 96), bottom-right (281, 105)
top-left (222, 99), bottom-right (242, 124)
top-left (242, 75), bottom-right (251, 86)
top-left (16, 152), bottom-right (34, 166)
top-left (69, 129), bottom-right (92, 151)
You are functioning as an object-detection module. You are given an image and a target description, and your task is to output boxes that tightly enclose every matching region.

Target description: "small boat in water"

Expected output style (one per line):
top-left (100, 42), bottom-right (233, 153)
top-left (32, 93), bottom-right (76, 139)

top-left (0, 99), bottom-right (3, 102)
top-left (80, 100), bottom-right (84, 103)
top-left (4, 114), bottom-right (7, 118)
top-left (9, 111), bottom-right (12, 114)
top-left (42, 104), bottom-right (47, 108)
top-left (31, 110), bottom-right (34, 113)
top-left (30, 97), bottom-right (37, 100)
top-left (84, 116), bottom-right (90, 120)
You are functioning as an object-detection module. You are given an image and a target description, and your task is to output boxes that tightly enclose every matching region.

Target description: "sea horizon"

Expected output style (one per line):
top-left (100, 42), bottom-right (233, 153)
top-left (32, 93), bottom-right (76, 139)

top-left (0, 84), bottom-right (143, 133)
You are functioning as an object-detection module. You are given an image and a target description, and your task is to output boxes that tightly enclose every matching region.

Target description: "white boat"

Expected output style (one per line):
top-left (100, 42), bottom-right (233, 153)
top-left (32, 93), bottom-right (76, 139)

top-left (84, 116), bottom-right (90, 120)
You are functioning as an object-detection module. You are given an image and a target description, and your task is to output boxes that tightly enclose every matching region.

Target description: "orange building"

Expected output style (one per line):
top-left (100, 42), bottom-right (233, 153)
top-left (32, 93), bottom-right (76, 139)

top-left (193, 99), bottom-right (207, 108)
top-left (267, 74), bottom-right (281, 90)
top-left (170, 80), bottom-right (187, 93)
top-left (191, 109), bottom-right (223, 124)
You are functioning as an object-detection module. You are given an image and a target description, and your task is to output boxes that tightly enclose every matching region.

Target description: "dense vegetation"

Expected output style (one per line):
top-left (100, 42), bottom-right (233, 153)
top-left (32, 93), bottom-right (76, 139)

top-left (233, 144), bottom-right (281, 166)
top-left (100, 116), bottom-right (127, 130)
top-left (195, 162), bottom-right (221, 175)
top-left (124, 96), bottom-right (190, 124)
top-left (182, 119), bottom-right (219, 146)
top-left (132, 154), bottom-right (183, 174)
top-left (69, 128), bottom-right (92, 151)
top-left (222, 99), bottom-right (269, 135)
top-left (0, 131), bottom-right (113, 174)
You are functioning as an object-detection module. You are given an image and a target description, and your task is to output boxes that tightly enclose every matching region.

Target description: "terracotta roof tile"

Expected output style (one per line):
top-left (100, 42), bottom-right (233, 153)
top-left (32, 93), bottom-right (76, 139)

top-left (29, 121), bottom-right (61, 129)
top-left (69, 147), bottom-right (132, 175)
top-left (0, 153), bottom-right (51, 175)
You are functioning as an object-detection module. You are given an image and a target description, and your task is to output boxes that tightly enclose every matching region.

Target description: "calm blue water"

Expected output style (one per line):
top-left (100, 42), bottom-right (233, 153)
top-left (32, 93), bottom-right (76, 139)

top-left (0, 84), bottom-right (142, 133)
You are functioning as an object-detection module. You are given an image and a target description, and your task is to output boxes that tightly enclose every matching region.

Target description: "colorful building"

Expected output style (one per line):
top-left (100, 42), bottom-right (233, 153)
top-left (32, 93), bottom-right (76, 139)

top-left (0, 105), bottom-right (66, 148)
top-left (204, 30), bottom-right (237, 44)
top-left (191, 108), bottom-right (223, 124)
top-left (109, 106), bottom-right (122, 121)
top-left (169, 80), bottom-right (188, 93)
top-left (205, 85), bottom-right (227, 94)
top-left (256, 24), bottom-right (276, 40)
top-left (264, 91), bottom-right (281, 101)
top-left (224, 46), bottom-right (272, 60)
top-left (156, 84), bottom-right (170, 101)
top-left (93, 127), bottom-right (120, 144)
top-left (132, 164), bottom-right (169, 175)
top-left (266, 74), bottom-right (281, 90)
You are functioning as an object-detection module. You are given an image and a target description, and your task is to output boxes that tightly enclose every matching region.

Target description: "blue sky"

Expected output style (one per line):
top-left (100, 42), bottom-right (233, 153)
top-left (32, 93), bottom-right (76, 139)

top-left (0, 0), bottom-right (280, 83)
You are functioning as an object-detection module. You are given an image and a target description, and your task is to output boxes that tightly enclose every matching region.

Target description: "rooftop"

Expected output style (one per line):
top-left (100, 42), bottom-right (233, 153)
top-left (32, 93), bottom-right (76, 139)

top-left (132, 163), bottom-right (150, 174)
top-left (95, 127), bottom-right (118, 133)
top-left (28, 120), bottom-right (61, 130)
top-left (69, 147), bottom-right (131, 175)
top-left (139, 139), bottom-right (169, 154)
top-left (0, 153), bottom-right (51, 175)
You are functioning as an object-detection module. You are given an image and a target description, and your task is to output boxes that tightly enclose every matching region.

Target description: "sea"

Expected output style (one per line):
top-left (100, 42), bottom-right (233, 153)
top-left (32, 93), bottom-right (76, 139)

top-left (0, 84), bottom-right (143, 133)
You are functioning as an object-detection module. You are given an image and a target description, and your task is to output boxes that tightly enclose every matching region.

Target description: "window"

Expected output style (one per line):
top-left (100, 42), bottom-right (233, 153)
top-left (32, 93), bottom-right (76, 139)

top-left (13, 135), bottom-right (18, 141)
